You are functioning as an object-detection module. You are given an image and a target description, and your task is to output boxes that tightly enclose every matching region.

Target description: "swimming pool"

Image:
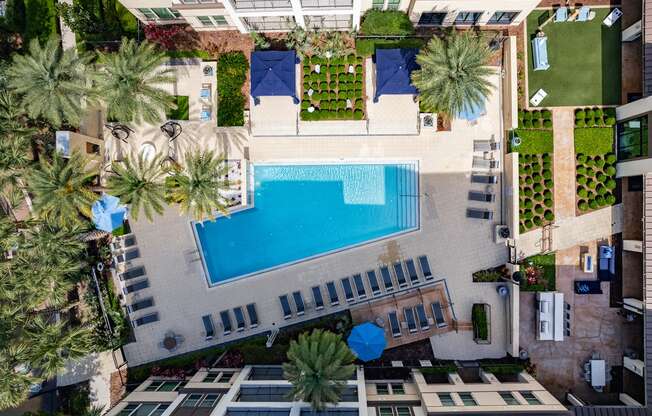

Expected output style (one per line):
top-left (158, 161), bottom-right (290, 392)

top-left (194, 162), bottom-right (419, 285)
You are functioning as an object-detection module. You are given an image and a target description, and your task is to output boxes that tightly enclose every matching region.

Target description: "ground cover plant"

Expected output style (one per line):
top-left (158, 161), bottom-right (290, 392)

top-left (574, 107), bottom-right (616, 213)
top-left (514, 109), bottom-right (554, 233)
top-left (526, 9), bottom-right (621, 106)
top-left (472, 304), bottom-right (489, 342)
top-left (217, 51), bottom-right (248, 126)
top-left (166, 95), bottom-right (189, 120)
top-left (519, 253), bottom-right (555, 291)
top-left (355, 10), bottom-right (423, 57)
top-left (301, 54), bottom-right (365, 121)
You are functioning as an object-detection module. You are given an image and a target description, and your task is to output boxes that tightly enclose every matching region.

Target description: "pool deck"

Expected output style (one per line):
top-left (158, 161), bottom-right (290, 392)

top-left (116, 73), bottom-right (511, 366)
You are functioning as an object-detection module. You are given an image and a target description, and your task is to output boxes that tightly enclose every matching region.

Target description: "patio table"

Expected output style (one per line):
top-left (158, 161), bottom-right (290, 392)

top-left (602, 8), bottom-right (622, 27)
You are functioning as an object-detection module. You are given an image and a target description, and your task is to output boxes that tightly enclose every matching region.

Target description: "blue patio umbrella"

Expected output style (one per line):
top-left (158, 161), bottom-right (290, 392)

top-left (347, 322), bottom-right (386, 362)
top-left (457, 99), bottom-right (486, 121)
top-left (91, 193), bottom-right (127, 232)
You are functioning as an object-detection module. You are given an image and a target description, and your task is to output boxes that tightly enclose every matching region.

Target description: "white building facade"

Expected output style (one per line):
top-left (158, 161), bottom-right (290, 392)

top-left (117, 0), bottom-right (538, 33)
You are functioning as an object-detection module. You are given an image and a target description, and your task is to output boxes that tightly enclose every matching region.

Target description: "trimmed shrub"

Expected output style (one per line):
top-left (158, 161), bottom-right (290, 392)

top-left (585, 108), bottom-right (595, 119)
top-left (605, 166), bottom-right (616, 176)
top-left (575, 109), bottom-right (585, 119)
top-left (594, 108), bottom-right (603, 118)
top-left (535, 205), bottom-right (544, 214)
top-left (542, 109), bottom-right (552, 120)
top-left (543, 170), bottom-right (552, 180)
top-left (575, 119), bottom-right (586, 128)
top-left (523, 111), bottom-right (532, 121)
top-left (532, 173), bottom-right (542, 183)
top-left (589, 200), bottom-right (599, 209)
top-left (523, 119), bottom-right (533, 128)
top-left (544, 198), bottom-right (553, 208)
top-left (543, 190), bottom-right (552, 199)
top-left (534, 192), bottom-right (544, 202)
top-left (524, 210), bottom-right (534, 220)
top-left (585, 117), bottom-right (595, 127)
top-left (578, 200), bottom-right (588, 211)
top-left (531, 118), bottom-right (542, 128)
top-left (587, 181), bottom-right (597, 189)
top-left (525, 176), bottom-right (533, 185)
top-left (605, 179), bottom-right (616, 190)
top-left (543, 119), bottom-right (553, 129)
top-left (585, 159), bottom-right (594, 167)
top-left (533, 183), bottom-right (543, 193)
top-left (544, 210), bottom-right (554, 221)
top-left (525, 200), bottom-right (533, 209)
top-left (605, 154), bottom-right (617, 164)
top-left (545, 179), bottom-right (554, 188)
top-left (578, 188), bottom-right (588, 198)
top-left (605, 194), bottom-right (616, 205)
top-left (595, 159), bottom-right (605, 168)
top-left (542, 153), bottom-right (551, 162)
top-left (596, 195), bottom-right (605, 206)
top-left (577, 154), bottom-right (587, 163)
top-left (524, 188), bottom-right (533, 197)
top-left (605, 117), bottom-right (616, 126)
top-left (576, 166), bottom-right (586, 175)
top-left (525, 219), bottom-right (533, 229)
top-left (533, 217), bottom-right (543, 226)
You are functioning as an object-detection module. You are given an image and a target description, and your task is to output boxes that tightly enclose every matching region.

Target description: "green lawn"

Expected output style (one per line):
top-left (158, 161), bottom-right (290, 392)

top-left (526, 9), bottom-right (621, 106)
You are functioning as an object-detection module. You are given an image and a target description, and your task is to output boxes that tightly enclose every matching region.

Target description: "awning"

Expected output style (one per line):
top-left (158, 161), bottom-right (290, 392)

top-left (250, 50), bottom-right (299, 105)
top-left (374, 48), bottom-right (419, 102)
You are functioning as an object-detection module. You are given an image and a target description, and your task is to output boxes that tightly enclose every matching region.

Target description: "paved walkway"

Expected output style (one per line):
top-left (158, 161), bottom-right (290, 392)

top-left (57, 351), bottom-right (117, 410)
top-left (552, 108), bottom-right (576, 220)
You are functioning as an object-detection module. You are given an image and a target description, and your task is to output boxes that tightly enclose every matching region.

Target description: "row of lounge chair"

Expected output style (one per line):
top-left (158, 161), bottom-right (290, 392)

top-left (277, 256), bottom-right (435, 320)
top-left (202, 303), bottom-right (259, 339)
top-left (467, 140), bottom-right (498, 221)
top-left (387, 302), bottom-right (448, 338)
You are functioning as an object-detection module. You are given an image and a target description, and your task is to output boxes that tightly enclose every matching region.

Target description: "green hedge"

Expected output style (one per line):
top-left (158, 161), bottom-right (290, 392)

top-left (166, 50), bottom-right (213, 59)
top-left (420, 364), bottom-right (458, 375)
top-left (472, 304), bottom-right (488, 341)
top-left (217, 52), bottom-right (248, 126)
top-left (359, 10), bottom-right (415, 36)
top-left (356, 37), bottom-right (425, 57)
top-left (166, 96), bottom-right (189, 120)
top-left (480, 363), bottom-right (524, 375)
top-left (574, 107), bottom-right (616, 127)
top-left (574, 127), bottom-right (614, 155)
top-left (517, 108), bottom-right (552, 130)
top-left (24, 0), bottom-right (58, 43)
top-left (512, 129), bottom-right (553, 154)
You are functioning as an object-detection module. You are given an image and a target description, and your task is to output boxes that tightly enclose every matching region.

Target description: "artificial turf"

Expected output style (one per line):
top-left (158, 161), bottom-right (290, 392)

top-left (526, 9), bottom-right (621, 106)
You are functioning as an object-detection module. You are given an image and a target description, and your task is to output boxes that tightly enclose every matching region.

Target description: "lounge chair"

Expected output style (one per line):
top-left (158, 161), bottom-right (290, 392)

top-left (132, 312), bottom-right (159, 328)
top-left (119, 266), bottom-right (146, 281)
top-left (418, 255), bottom-right (433, 280)
top-left (114, 248), bottom-right (140, 265)
top-left (352, 274), bottom-right (367, 299)
top-left (467, 208), bottom-right (493, 220)
top-left (574, 280), bottom-right (603, 294)
top-left (393, 262), bottom-right (409, 288)
top-left (388, 311), bottom-right (402, 338)
top-left (367, 270), bottom-right (382, 296)
top-left (123, 279), bottom-right (149, 295)
top-left (340, 277), bottom-right (355, 302)
top-left (200, 83), bottom-right (212, 99)
top-left (201, 314), bottom-right (214, 339)
top-left (471, 174), bottom-right (498, 184)
top-left (405, 259), bottom-right (419, 285)
top-left (127, 297), bottom-right (154, 314)
top-left (468, 191), bottom-right (495, 203)
top-left (246, 303), bottom-right (259, 328)
top-left (404, 308), bottom-right (418, 333)
top-left (220, 310), bottom-right (233, 334)
top-left (598, 246), bottom-right (615, 281)
top-left (473, 140), bottom-right (500, 153)
top-left (555, 6), bottom-right (568, 22)
top-left (472, 156), bottom-right (499, 170)
top-left (200, 106), bottom-right (212, 121)
top-left (233, 306), bottom-right (246, 331)
top-left (110, 235), bottom-right (137, 252)
top-left (292, 291), bottom-right (305, 316)
top-left (576, 6), bottom-right (594, 21)
top-left (380, 266), bottom-right (394, 292)
top-left (431, 302), bottom-right (447, 328)
top-left (415, 304), bottom-right (429, 330)
top-left (311, 286), bottom-right (325, 311)
top-left (279, 295), bottom-right (292, 319)
top-left (326, 281), bottom-right (340, 306)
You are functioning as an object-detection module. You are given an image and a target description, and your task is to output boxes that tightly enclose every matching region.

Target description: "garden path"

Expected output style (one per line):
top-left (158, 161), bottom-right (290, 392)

top-left (552, 107), bottom-right (577, 220)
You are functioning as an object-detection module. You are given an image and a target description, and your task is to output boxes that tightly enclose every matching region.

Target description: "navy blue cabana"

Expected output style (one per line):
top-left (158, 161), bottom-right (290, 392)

top-left (374, 48), bottom-right (419, 102)
top-left (250, 50), bottom-right (299, 105)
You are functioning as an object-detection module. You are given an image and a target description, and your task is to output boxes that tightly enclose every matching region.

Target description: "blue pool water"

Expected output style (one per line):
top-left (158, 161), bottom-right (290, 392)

top-left (194, 163), bottom-right (419, 285)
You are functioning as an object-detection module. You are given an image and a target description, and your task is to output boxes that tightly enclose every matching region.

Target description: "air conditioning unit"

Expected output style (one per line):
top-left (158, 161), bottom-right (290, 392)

top-left (420, 113), bottom-right (435, 129)
top-left (494, 225), bottom-right (511, 244)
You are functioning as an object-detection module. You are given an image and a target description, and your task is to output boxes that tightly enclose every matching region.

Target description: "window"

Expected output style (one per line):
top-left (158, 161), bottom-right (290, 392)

top-left (395, 407), bottom-right (411, 416)
top-left (199, 393), bottom-right (221, 407)
top-left (145, 380), bottom-right (185, 392)
top-left (458, 393), bottom-right (477, 406)
top-left (197, 15), bottom-right (228, 26)
top-left (438, 393), bottom-right (455, 406)
top-left (500, 392), bottom-right (520, 405)
top-left (202, 315), bottom-right (214, 339)
top-left (182, 393), bottom-right (204, 407)
top-left (118, 403), bottom-right (169, 416)
top-left (137, 7), bottom-right (181, 20)
top-left (455, 11), bottom-right (482, 25)
top-left (418, 12), bottom-right (446, 25)
top-left (378, 408), bottom-right (394, 416)
top-left (376, 383), bottom-right (389, 394)
top-left (301, 0), bottom-right (352, 8)
top-left (204, 370), bottom-right (235, 383)
top-left (618, 116), bottom-right (648, 160)
top-left (391, 383), bottom-right (405, 394)
top-left (377, 407), bottom-right (411, 416)
top-left (243, 16), bottom-right (295, 31)
top-left (520, 391), bottom-right (542, 405)
top-left (487, 11), bottom-right (518, 24)
top-left (372, 0), bottom-right (384, 9)
top-left (386, 0), bottom-right (399, 10)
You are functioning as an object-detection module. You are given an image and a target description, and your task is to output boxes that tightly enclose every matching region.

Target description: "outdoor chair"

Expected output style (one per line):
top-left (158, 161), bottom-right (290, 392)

top-left (367, 270), bottom-right (382, 296)
top-left (279, 295), bottom-right (293, 320)
top-left (576, 6), bottom-right (594, 21)
top-left (471, 174), bottom-right (498, 184)
top-left (393, 262), bottom-right (409, 288)
top-left (468, 190), bottom-right (495, 203)
top-left (119, 266), bottom-right (146, 281)
top-left (405, 259), bottom-right (420, 284)
top-left (431, 302), bottom-right (447, 328)
top-left (404, 308), bottom-right (418, 333)
top-left (311, 286), bottom-right (325, 311)
top-left (220, 310), bottom-right (233, 335)
top-left (340, 277), bottom-right (355, 302)
top-left (292, 291), bottom-right (305, 316)
top-left (472, 156), bottom-right (500, 170)
top-left (353, 274), bottom-right (367, 299)
top-left (555, 6), bottom-right (568, 22)
top-left (122, 279), bottom-right (149, 295)
top-left (598, 245), bottom-right (616, 281)
top-left (415, 304), bottom-right (430, 330)
top-left (234, 306), bottom-right (246, 331)
top-left (132, 312), bottom-right (159, 328)
top-left (380, 266), bottom-right (395, 292)
top-left (467, 208), bottom-right (494, 220)
top-left (418, 255), bottom-right (433, 280)
top-left (473, 140), bottom-right (500, 152)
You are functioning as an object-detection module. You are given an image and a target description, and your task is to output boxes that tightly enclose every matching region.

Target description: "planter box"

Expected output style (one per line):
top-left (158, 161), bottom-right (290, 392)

top-left (472, 303), bottom-right (491, 344)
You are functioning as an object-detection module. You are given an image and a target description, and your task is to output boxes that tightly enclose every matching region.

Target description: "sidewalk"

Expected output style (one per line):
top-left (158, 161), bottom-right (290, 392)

top-left (552, 108), bottom-right (576, 220)
top-left (57, 351), bottom-right (117, 410)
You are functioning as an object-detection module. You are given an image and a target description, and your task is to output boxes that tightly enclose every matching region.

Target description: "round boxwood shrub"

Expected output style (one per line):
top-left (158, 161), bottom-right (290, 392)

top-left (544, 189), bottom-right (552, 199)
top-left (523, 111), bottom-right (532, 120)
top-left (594, 108), bottom-right (603, 118)
top-left (577, 175), bottom-right (587, 185)
top-left (605, 117), bottom-right (616, 126)
top-left (596, 195), bottom-right (606, 206)
top-left (524, 188), bottom-right (533, 197)
top-left (597, 185), bottom-right (608, 195)
top-left (578, 200), bottom-right (588, 211)
top-left (576, 119), bottom-right (586, 127)
top-left (535, 204), bottom-right (544, 214)
top-left (525, 219), bottom-right (533, 229)
top-left (605, 166), bottom-right (616, 176)
top-left (576, 166), bottom-right (586, 175)
top-left (543, 119), bottom-right (552, 128)
top-left (531, 110), bottom-right (541, 119)
top-left (605, 179), bottom-right (616, 189)
top-left (523, 165), bottom-right (532, 175)
top-left (355, 65), bottom-right (363, 74)
top-left (585, 108), bottom-right (595, 118)
top-left (544, 198), bottom-right (553, 208)
top-left (532, 173), bottom-right (542, 182)
top-left (585, 117), bottom-right (595, 127)
top-left (523, 119), bottom-right (533, 128)
top-left (533, 216), bottom-right (543, 226)
top-left (575, 109), bottom-right (585, 119)
top-left (542, 170), bottom-right (552, 180)
top-left (545, 179), bottom-right (554, 188)
top-left (520, 224), bottom-right (526, 233)
top-left (578, 188), bottom-right (588, 198)
top-left (585, 159), bottom-right (595, 167)
top-left (587, 181), bottom-right (597, 189)
top-left (542, 153), bottom-right (551, 162)
top-left (605, 194), bottom-right (616, 205)
top-left (354, 109), bottom-right (364, 120)
top-left (523, 210), bottom-right (534, 220)
top-left (301, 100), bottom-right (311, 110)
top-left (589, 200), bottom-right (599, 209)
top-left (544, 210), bottom-right (554, 221)
top-left (605, 153), bottom-right (616, 164)
top-left (577, 154), bottom-right (587, 163)
top-left (532, 162), bottom-right (541, 171)
top-left (531, 118), bottom-right (543, 128)
top-left (597, 173), bottom-right (606, 182)
top-left (595, 159), bottom-right (605, 168)
top-left (518, 109), bottom-right (525, 121)
top-left (533, 183), bottom-right (543, 193)
top-left (319, 82), bottom-right (328, 89)
top-left (542, 109), bottom-right (552, 120)
top-left (534, 192), bottom-right (544, 201)
top-left (525, 176), bottom-right (533, 185)
top-left (525, 199), bottom-right (533, 209)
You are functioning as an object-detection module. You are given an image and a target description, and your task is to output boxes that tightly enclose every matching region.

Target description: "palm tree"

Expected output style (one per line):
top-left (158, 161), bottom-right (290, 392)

top-left (166, 151), bottom-right (230, 221)
top-left (411, 31), bottom-right (494, 117)
top-left (0, 91), bottom-right (32, 136)
top-left (6, 37), bottom-right (92, 128)
top-left (22, 222), bottom-right (86, 260)
top-left (283, 329), bottom-right (356, 410)
top-left (0, 359), bottom-right (37, 411)
top-left (0, 131), bottom-right (31, 191)
top-left (95, 39), bottom-right (176, 124)
top-left (107, 152), bottom-right (167, 222)
top-left (27, 151), bottom-right (98, 228)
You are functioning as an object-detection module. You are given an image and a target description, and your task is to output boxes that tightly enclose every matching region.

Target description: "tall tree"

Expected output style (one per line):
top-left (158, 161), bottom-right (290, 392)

top-left (95, 39), bottom-right (176, 124)
top-left (166, 151), bottom-right (230, 221)
top-left (283, 330), bottom-right (356, 410)
top-left (27, 151), bottom-right (98, 228)
top-left (411, 31), bottom-right (494, 117)
top-left (6, 37), bottom-right (92, 128)
top-left (107, 152), bottom-right (167, 222)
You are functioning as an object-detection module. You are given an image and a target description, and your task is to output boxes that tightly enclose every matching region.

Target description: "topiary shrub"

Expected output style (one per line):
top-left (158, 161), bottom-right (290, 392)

top-left (533, 183), bottom-right (543, 193)
top-left (587, 181), bottom-right (597, 189)
top-left (523, 119), bottom-right (533, 128)
top-left (544, 210), bottom-right (554, 221)
top-left (605, 166), bottom-right (616, 176)
top-left (531, 119), bottom-right (542, 129)
top-left (605, 153), bottom-right (616, 164)
top-left (578, 188), bottom-right (588, 198)
top-left (542, 109), bottom-right (552, 120)
top-left (524, 188), bottom-right (533, 197)
top-left (585, 117), bottom-right (595, 127)
top-left (577, 154), bottom-right (587, 163)
top-left (575, 119), bottom-right (586, 128)
top-left (543, 190), bottom-right (552, 199)
top-left (544, 198), bottom-right (553, 208)
top-left (535, 205), bottom-right (544, 214)
top-left (605, 117), bottom-right (616, 126)
top-left (578, 200), bottom-right (588, 211)
top-left (575, 109), bottom-right (585, 119)
top-left (542, 153), bottom-right (551, 162)
top-left (589, 200), bottom-right (598, 209)
top-left (585, 108), bottom-right (595, 119)
top-left (594, 108), bottom-right (603, 118)
top-left (605, 179), bottom-right (616, 189)
top-left (576, 175), bottom-right (587, 185)
top-left (534, 192), bottom-right (544, 201)
top-left (532, 162), bottom-right (541, 171)
top-left (525, 176), bottom-right (533, 185)
top-left (524, 219), bottom-right (533, 229)
top-left (595, 159), bottom-right (605, 168)
top-left (543, 170), bottom-right (552, 180)
top-left (524, 210), bottom-right (534, 220)
top-left (576, 166), bottom-right (586, 175)
top-left (545, 179), bottom-right (554, 188)
top-left (543, 119), bottom-right (553, 129)
top-left (532, 173), bottom-right (542, 183)
top-left (533, 217), bottom-right (543, 226)
top-left (596, 195), bottom-right (605, 206)
top-left (531, 110), bottom-right (541, 119)
top-left (523, 111), bottom-right (532, 121)
top-left (525, 200), bottom-right (533, 209)
top-left (585, 159), bottom-right (594, 167)
top-left (605, 194), bottom-right (616, 205)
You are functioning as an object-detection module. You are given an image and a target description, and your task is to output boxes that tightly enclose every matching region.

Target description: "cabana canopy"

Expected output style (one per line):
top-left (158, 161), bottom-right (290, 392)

top-left (374, 48), bottom-right (419, 102)
top-left (250, 50), bottom-right (299, 104)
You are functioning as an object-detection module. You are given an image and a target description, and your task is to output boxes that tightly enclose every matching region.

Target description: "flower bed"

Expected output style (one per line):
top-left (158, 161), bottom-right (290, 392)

top-left (519, 253), bottom-right (555, 292)
top-left (300, 54), bottom-right (366, 121)
top-left (519, 153), bottom-right (554, 233)
top-left (472, 304), bottom-right (489, 343)
top-left (472, 266), bottom-right (507, 282)
top-left (574, 119), bottom-right (616, 213)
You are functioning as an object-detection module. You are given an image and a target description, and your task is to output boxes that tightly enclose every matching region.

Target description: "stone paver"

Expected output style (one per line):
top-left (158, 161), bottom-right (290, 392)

top-left (552, 108), bottom-right (576, 220)
top-left (57, 351), bottom-right (117, 410)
